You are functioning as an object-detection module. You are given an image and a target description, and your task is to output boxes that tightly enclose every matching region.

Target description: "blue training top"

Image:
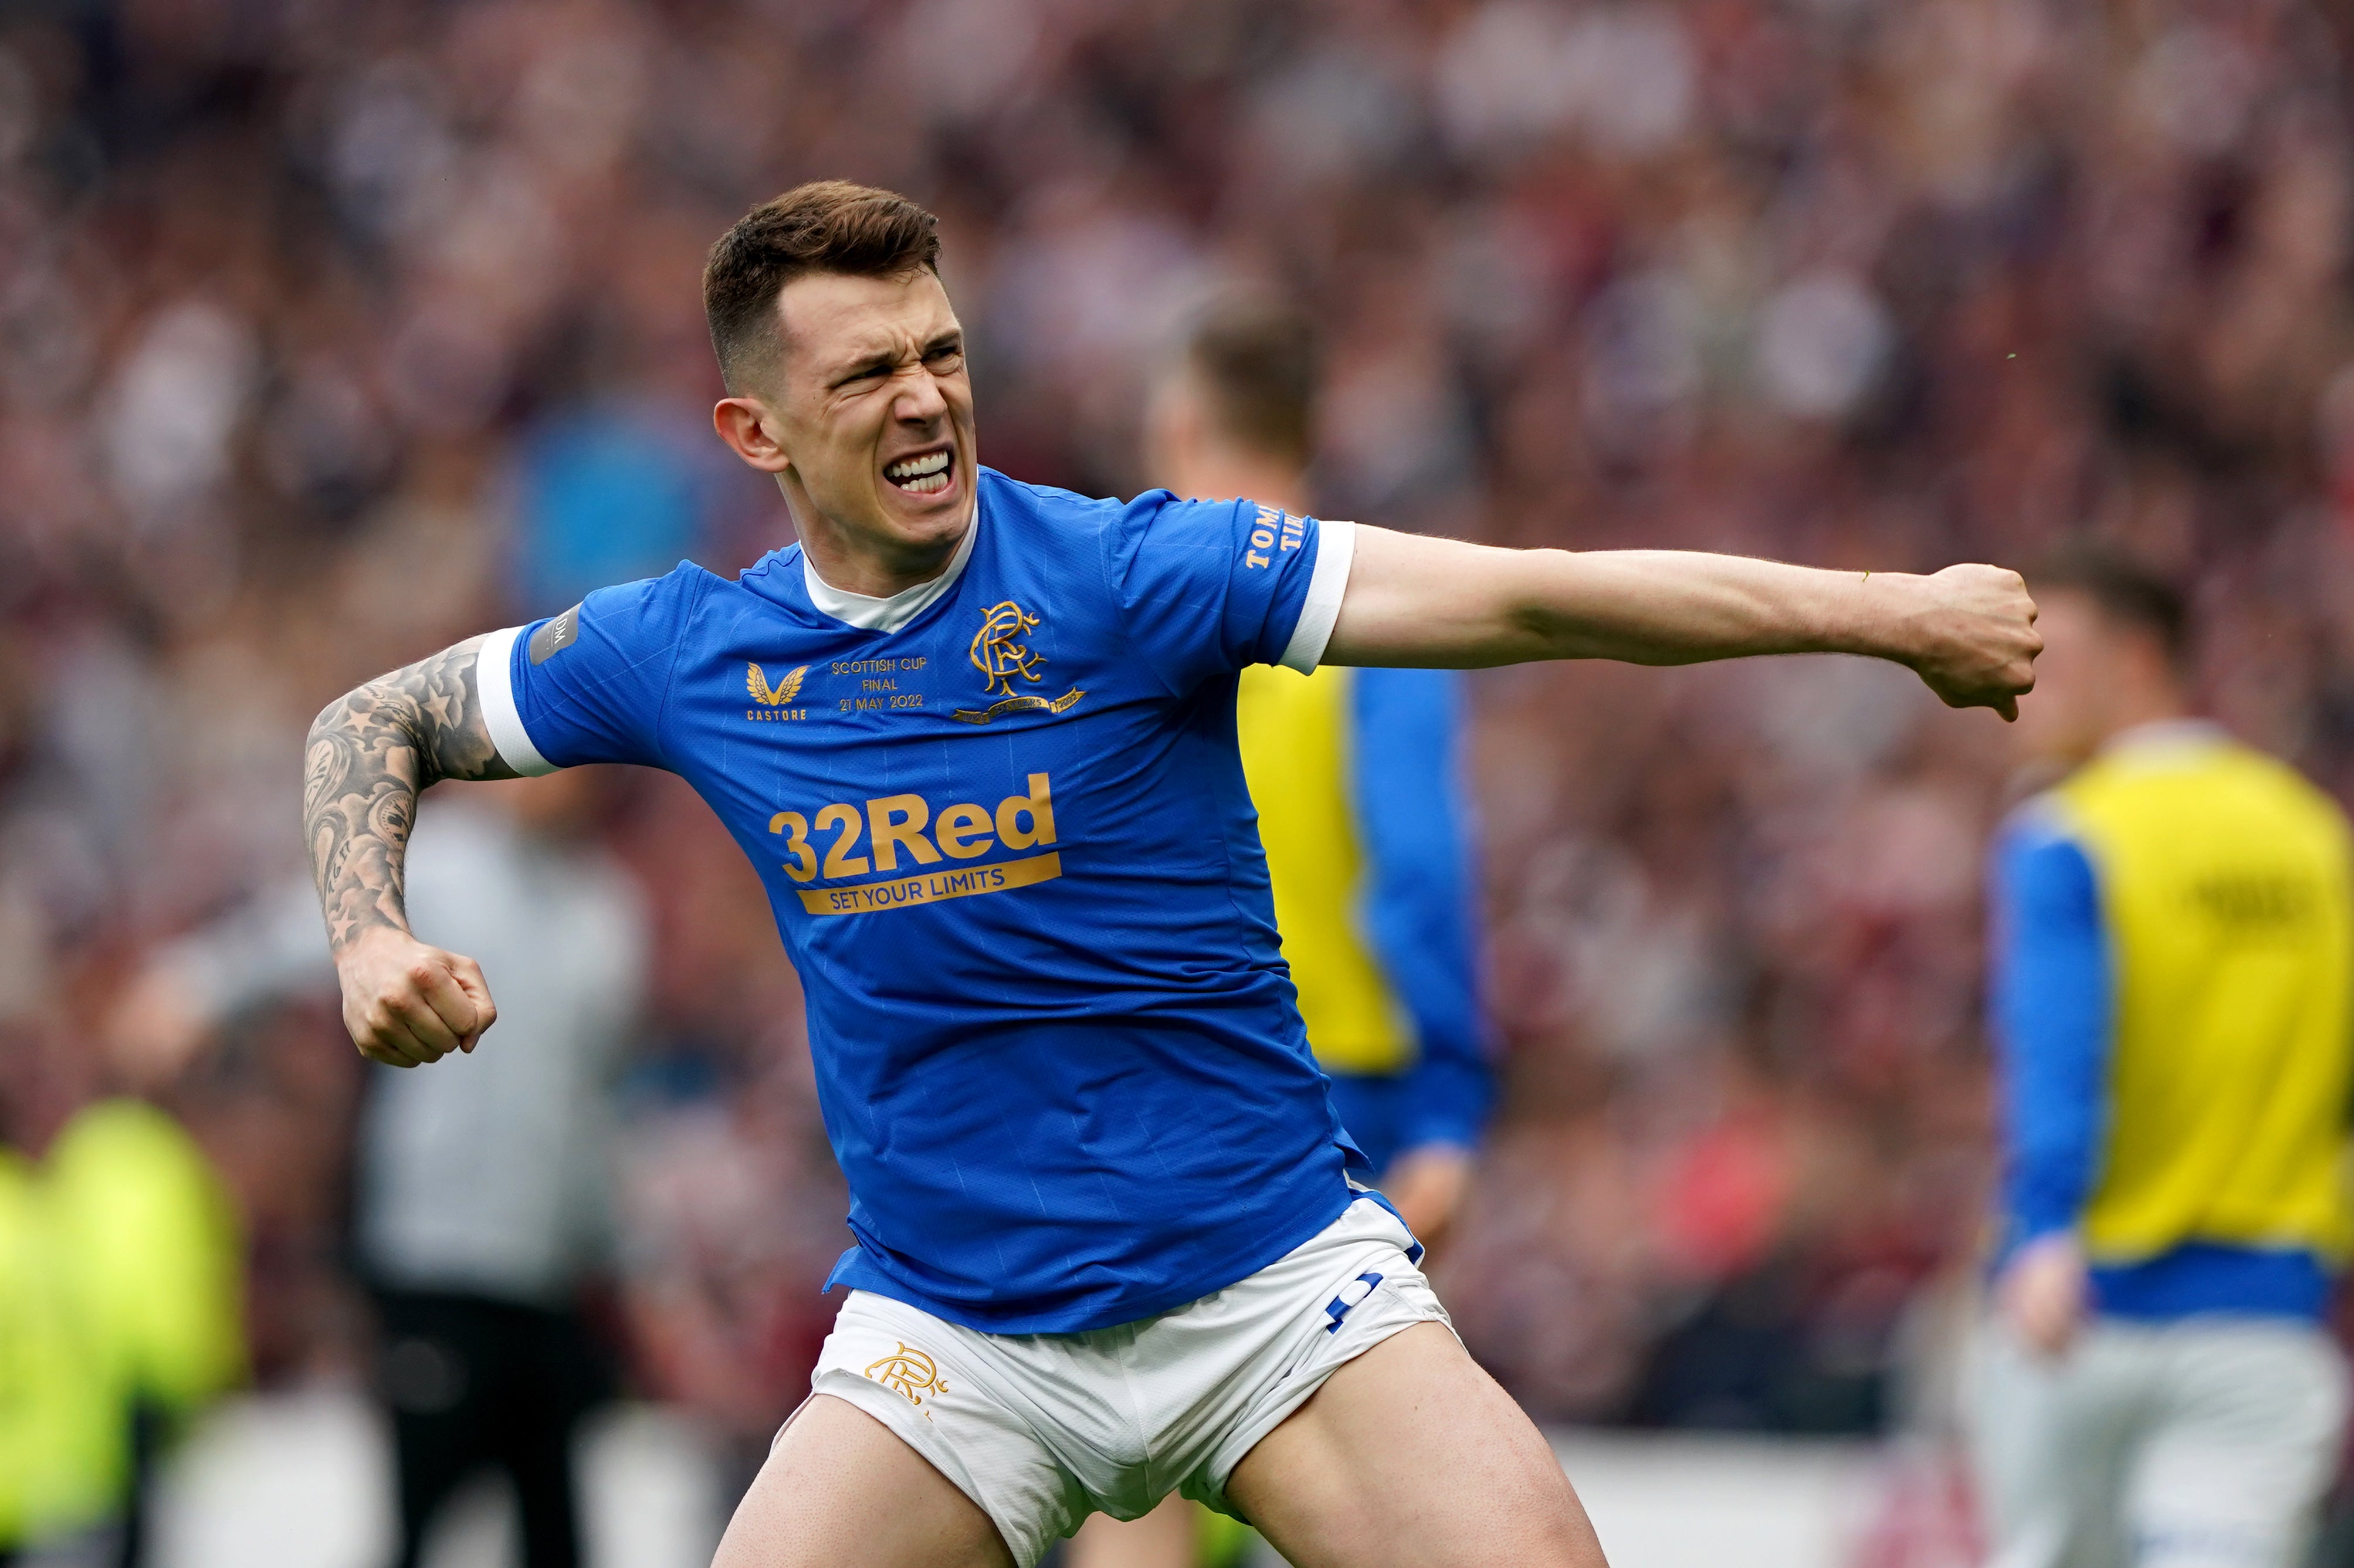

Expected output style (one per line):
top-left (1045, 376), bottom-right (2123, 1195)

top-left (477, 469), bottom-right (1366, 1333)
top-left (1339, 667), bottom-right (1490, 1167)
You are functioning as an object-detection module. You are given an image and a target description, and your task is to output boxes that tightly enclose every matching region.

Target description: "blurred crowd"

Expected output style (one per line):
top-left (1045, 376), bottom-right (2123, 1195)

top-left (8, 0), bottom-right (2354, 1551)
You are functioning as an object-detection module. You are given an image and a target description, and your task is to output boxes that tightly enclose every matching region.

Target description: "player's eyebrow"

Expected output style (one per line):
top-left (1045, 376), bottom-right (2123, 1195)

top-left (829, 348), bottom-right (902, 388)
top-left (828, 328), bottom-right (961, 389)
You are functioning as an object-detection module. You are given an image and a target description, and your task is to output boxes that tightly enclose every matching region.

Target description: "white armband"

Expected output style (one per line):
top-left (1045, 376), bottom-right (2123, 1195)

top-left (1278, 518), bottom-right (1356, 673)
top-left (475, 627), bottom-right (558, 776)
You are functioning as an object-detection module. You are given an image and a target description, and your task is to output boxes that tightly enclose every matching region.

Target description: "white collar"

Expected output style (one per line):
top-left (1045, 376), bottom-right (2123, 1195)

top-left (801, 519), bottom-right (977, 634)
top-left (2102, 718), bottom-right (2226, 757)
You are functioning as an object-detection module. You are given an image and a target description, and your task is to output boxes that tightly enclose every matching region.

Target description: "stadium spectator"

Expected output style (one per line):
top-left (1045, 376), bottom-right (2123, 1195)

top-left (513, 395), bottom-right (732, 615)
top-left (1969, 548), bottom-right (2353, 1567)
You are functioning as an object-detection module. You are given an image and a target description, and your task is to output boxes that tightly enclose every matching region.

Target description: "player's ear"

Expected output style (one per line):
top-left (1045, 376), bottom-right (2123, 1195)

top-left (714, 395), bottom-right (792, 473)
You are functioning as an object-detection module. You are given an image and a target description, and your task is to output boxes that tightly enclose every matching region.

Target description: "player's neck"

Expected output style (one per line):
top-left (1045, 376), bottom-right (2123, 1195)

top-left (1164, 448), bottom-right (1312, 518)
top-left (2096, 684), bottom-right (2192, 750)
top-left (792, 507), bottom-right (970, 600)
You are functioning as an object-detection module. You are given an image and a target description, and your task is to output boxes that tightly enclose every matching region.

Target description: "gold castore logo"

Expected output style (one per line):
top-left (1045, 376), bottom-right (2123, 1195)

top-left (747, 662), bottom-right (808, 706)
top-left (956, 600), bottom-right (1084, 724)
top-left (864, 1343), bottom-right (949, 1407)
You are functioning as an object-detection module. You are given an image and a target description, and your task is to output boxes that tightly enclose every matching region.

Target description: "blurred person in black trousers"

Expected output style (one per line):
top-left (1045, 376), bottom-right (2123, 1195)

top-left (118, 768), bottom-right (646, 1568)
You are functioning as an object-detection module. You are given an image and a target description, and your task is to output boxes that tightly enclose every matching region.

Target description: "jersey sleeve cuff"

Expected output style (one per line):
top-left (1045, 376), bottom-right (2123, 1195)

top-left (475, 626), bottom-right (559, 777)
top-left (1278, 517), bottom-right (1356, 674)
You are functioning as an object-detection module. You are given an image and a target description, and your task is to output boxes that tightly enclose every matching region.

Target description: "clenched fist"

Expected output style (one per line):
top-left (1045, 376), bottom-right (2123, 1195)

top-left (334, 926), bottom-right (498, 1068)
top-left (1894, 564), bottom-right (2043, 720)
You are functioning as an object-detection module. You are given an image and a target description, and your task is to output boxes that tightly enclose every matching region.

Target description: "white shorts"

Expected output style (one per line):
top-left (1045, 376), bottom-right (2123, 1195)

top-left (1966, 1314), bottom-right (2349, 1568)
top-left (796, 1195), bottom-right (1451, 1566)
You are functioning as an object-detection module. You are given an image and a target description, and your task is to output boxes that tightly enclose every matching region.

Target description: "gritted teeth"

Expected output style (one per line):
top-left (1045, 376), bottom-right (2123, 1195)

top-left (885, 449), bottom-right (952, 487)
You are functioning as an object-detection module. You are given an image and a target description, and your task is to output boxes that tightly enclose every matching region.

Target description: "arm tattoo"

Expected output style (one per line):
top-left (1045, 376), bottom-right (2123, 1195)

top-left (303, 636), bottom-right (520, 955)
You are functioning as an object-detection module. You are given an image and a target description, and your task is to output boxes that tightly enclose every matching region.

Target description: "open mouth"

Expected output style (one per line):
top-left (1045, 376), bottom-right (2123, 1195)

top-left (885, 447), bottom-right (954, 496)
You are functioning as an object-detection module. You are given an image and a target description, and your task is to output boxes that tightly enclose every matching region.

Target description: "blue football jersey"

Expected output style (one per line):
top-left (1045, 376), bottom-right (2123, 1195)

top-left (477, 469), bottom-right (1363, 1332)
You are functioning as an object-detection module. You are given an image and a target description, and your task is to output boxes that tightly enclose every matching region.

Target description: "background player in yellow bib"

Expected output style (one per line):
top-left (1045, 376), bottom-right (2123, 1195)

top-left (1149, 298), bottom-right (1491, 1242)
top-left (1072, 302), bottom-right (1494, 1568)
top-left (1970, 547), bottom-right (2353, 1568)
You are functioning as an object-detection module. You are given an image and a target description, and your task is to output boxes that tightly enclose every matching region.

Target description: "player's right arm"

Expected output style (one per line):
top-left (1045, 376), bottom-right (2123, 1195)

top-left (303, 636), bottom-right (512, 1068)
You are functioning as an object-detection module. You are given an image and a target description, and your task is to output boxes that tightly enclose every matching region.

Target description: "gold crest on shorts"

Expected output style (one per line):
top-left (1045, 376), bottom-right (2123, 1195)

top-left (864, 1342), bottom-right (950, 1407)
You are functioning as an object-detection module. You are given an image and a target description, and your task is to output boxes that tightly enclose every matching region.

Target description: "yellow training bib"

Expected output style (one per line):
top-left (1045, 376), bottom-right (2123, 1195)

top-left (2054, 736), bottom-right (2354, 1263)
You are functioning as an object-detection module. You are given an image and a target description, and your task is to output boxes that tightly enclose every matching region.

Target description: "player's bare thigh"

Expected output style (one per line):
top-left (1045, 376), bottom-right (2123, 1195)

top-left (1225, 1322), bottom-right (1608, 1568)
top-left (713, 1393), bottom-right (1014, 1568)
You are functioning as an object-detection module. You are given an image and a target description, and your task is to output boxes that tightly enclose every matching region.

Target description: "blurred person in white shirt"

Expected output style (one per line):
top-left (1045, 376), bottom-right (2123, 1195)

top-left (114, 768), bottom-right (647, 1568)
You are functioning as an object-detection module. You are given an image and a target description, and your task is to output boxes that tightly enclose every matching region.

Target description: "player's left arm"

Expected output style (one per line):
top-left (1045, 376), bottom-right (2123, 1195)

top-left (1324, 527), bottom-right (2041, 718)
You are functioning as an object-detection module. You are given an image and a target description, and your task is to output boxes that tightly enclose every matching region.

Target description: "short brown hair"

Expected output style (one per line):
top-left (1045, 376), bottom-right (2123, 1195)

top-left (703, 181), bottom-right (942, 391)
top-left (2032, 542), bottom-right (2190, 665)
top-left (1183, 296), bottom-right (1320, 468)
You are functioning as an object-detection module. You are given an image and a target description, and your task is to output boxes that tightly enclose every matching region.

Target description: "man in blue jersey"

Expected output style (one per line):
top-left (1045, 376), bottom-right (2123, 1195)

top-left (300, 182), bottom-right (2040, 1568)
top-left (1971, 550), bottom-right (2352, 1568)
